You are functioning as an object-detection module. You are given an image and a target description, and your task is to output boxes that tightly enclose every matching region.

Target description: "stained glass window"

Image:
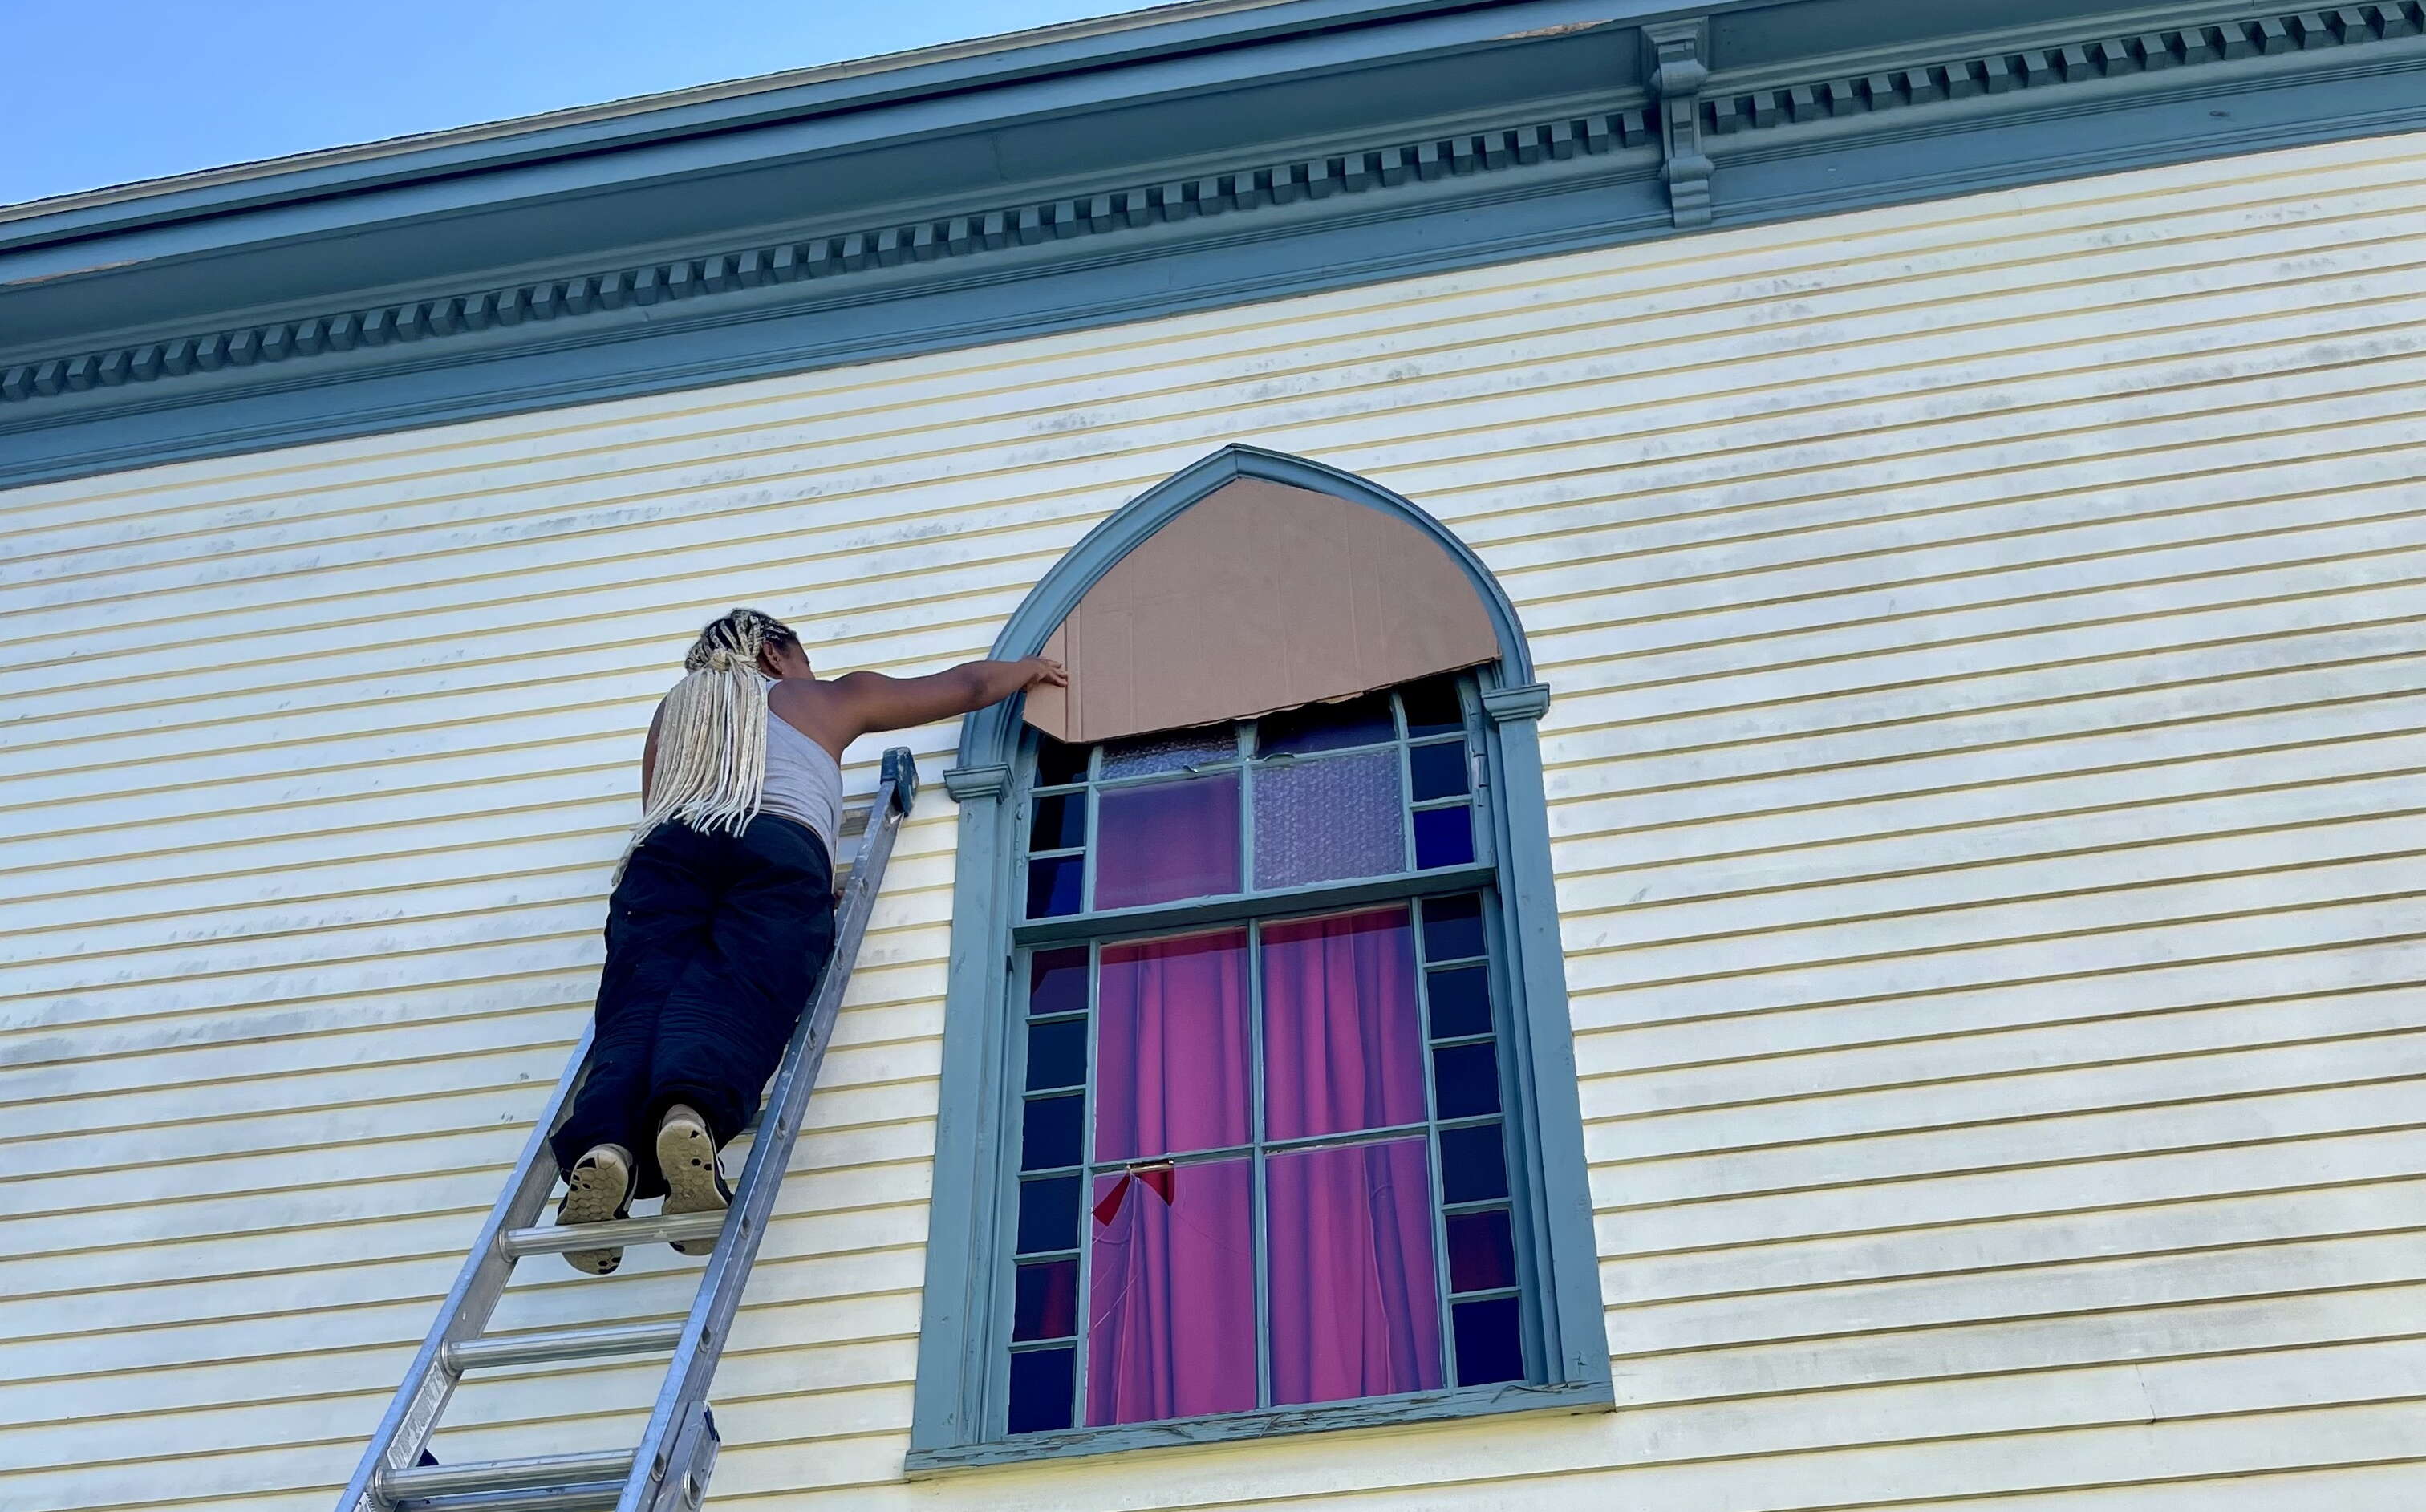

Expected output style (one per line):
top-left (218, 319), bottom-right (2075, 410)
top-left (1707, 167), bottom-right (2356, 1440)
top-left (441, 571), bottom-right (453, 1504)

top-left (1000, 675), bottom-right (1530, 1436)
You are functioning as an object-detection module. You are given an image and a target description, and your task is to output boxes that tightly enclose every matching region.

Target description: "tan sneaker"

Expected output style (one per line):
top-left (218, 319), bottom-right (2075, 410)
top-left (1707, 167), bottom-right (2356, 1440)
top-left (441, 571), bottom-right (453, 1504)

top-left (656, 1105), bottom-right (732, 1256)
top-left (556, 1144), bottom-right (635, 1275)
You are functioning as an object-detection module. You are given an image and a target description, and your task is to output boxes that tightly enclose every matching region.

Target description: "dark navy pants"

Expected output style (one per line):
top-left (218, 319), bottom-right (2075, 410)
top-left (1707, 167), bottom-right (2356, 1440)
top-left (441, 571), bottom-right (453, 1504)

top-left (552, 814), bottom-right (837, 1197)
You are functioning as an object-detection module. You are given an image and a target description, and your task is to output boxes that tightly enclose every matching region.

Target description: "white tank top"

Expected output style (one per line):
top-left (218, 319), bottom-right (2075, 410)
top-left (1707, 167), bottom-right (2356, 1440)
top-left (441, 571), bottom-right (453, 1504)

top-left (761, 691), bottom-right (844, 857)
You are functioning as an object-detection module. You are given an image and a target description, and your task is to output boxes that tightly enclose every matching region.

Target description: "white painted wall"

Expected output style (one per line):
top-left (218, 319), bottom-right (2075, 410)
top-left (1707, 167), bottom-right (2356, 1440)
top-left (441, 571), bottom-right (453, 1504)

top-left (5, 129), bottom-right (2424, 1510)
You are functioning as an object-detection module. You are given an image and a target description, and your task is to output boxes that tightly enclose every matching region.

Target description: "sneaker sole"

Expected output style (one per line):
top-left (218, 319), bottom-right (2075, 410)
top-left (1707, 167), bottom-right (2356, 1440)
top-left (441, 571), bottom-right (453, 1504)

top-left (657, 1115), bottom-right (729, 1257)
top-left (558, 1148), bottom-right (634, 1275)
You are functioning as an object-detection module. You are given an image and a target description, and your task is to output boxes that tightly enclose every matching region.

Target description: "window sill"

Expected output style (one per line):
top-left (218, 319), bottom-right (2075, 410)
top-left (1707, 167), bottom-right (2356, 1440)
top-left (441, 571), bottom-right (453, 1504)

top-left (902, 1379), bottom-right (1614, 1478)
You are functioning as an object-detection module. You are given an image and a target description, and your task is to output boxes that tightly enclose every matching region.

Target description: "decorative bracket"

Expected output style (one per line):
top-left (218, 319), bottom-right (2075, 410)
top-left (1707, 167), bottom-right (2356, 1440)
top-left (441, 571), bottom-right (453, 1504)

top-left (1643, 18), bottom-right (1714, 228)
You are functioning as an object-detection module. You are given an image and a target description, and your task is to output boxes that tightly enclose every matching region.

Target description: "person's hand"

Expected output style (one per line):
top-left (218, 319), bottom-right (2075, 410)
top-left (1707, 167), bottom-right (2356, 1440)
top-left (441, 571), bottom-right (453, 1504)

top-left (1022, 657), bottom-right (1069, 688)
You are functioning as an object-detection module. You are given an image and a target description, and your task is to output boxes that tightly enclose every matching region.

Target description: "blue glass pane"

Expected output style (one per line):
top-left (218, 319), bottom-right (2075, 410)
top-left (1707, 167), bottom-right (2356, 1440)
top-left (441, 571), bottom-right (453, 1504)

top-left (1426, 963), bottom-right (1492, 1039)
top-left (1253, 748), bottom-right (1405, 889)
top-left (1026, 855), bottom-right (1085, 918)
top-left (1028, 947), bottom-right (1088, 1016)
top-left (1013, 1259), bottom-right (1078, 1341)
top-left (1101, 727), bottom-right (1235, 778)
top-left (1020, 1094), bottom-right (1085, 1171)
top-left (1446, 1209), bottom-right (1517, 1293)
top-left (1258, 691), bottom-right (1394, 756)
top-left (1016, 1175), bottom-right (1081, 1255)
top-left (1451, 1296), bottom-right (1524, 1385)
top-left (1421, 894), bottom-right (1485, 962)
top-left (1408, 740), bottom-right (1470, 802)
top-left (1438, 1121), bottom-right (1508, 1204)
top-left (1035, 736), bottom-right (1090, 787)
top-left (1414, 804), bottom-right (1475, 869)
top-left (1030, 792), bottom-right (1086, 850)
top-left (1399, 676), bottom-right (1464, 738)
top-left (1025, 1019), bottom-right (1087, 1091)
top-left (1008, 1346), bottom-right (1077, 1433)
top-left (1433, 1042), bottom-right (1501, 1120)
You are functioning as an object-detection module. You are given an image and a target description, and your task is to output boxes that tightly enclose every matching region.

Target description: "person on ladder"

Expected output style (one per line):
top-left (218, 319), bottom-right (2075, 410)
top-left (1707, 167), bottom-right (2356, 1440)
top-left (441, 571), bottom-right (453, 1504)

top-left (550, 607), bottom-right (1065, 1274)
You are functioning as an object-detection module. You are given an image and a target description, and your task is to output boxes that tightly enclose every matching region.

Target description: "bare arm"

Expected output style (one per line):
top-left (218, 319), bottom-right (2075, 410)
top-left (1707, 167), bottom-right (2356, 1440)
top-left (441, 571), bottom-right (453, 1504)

top-left (784, 657), bottom-right (1065, 756)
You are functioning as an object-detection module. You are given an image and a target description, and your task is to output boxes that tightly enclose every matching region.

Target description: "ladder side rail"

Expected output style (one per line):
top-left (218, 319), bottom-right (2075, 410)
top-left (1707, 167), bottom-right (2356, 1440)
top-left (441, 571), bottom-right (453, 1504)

top-left (617, 748), bottom-right (919, 1512)
top-left (339, 1024), bottom-right (598, 1512)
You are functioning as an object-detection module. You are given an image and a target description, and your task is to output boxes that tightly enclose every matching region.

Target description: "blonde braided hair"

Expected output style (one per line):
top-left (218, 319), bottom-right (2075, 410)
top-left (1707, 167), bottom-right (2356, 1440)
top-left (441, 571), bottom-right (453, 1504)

top-left (621, 608), bottom-right (801, 865)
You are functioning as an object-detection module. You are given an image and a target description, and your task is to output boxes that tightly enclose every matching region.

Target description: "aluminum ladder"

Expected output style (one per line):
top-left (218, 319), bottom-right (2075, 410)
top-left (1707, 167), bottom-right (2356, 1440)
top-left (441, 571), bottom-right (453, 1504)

top-left (337, 748), bottom-right (919, 1512)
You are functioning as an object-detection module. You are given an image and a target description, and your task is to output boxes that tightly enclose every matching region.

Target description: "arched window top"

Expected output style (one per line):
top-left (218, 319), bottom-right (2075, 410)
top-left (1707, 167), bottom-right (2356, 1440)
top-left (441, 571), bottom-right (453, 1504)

top-left (958, 445), bottom-right (1539, 769)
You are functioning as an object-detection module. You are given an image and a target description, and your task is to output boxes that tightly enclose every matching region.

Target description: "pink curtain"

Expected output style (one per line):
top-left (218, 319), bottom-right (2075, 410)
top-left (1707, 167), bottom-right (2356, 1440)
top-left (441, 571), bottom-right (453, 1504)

top-left (1094, 930), bottom-right (1252, 1163)
top-left (1266, 1137), bottom-right (1442, 1405)
top-left (1086, 1158), bottom-right (1258, 1425)
top-left (1094, 774), bottom-right (1241, 910)
top-left (1260, 907), bottom-right (1426, 1141)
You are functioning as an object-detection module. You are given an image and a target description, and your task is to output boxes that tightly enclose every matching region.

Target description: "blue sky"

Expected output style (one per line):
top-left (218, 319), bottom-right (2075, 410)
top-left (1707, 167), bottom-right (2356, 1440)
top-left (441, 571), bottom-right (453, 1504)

top-left (6, 0), bottom-right (1149, 206)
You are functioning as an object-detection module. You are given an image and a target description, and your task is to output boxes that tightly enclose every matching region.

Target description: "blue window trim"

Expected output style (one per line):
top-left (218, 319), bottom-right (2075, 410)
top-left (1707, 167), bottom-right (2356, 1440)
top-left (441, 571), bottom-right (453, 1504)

top-left (908, 444), bottom-right (1610, 1474)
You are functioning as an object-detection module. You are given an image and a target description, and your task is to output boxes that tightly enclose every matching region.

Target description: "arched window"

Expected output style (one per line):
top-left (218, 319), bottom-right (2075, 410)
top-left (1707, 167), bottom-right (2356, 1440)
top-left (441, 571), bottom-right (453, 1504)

top-left (910, 447), bottom-right (1608, 1469)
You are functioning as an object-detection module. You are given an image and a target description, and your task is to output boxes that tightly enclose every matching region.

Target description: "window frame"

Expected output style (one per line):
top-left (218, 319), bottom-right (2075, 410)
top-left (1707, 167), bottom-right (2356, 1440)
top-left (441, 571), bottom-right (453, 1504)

top-left (910, 445), bottom-right (1610, 1474)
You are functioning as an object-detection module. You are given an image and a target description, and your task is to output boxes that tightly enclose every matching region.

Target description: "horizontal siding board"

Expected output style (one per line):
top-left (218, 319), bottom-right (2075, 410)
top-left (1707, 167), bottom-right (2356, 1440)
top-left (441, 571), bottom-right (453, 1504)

top-left (8, 133), bottom-right (2426, 1510)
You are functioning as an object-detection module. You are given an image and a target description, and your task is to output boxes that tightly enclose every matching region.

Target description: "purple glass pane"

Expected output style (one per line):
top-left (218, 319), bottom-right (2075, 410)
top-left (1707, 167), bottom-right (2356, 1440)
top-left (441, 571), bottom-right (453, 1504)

top-left (1093, 774), bottom-right (1241, 909)
top-left (1087, 1158), bottom-right (1257, 1425)
top-left (1260, 907), bottom-right (1426, 1142)
top-left (1252, 748), bottom-right (1405, 889)
top-left (1093, 930), bottom-right (1251, 1162)
top-left (1413, 804), bottom-right (1475, 870)
top-left (1266, 1137), bottom-right (1443, 1406)
top-left (1013, 1259), bottom-right (1078, 1341)
top-left (1101, 727), bottom-right (1237, 778)
top-left (1028, 947), bottom-right (1089, 1016)
top-left (1446, 1208), bottom-right (1517, 1293)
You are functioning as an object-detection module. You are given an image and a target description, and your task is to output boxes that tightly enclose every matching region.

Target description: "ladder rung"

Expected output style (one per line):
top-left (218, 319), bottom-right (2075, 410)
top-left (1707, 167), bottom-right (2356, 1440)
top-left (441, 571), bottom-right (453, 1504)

top-left (443, 1320), bottom-right (686, 1372)
top-left (499, 1210), bottom-right (725, 1258)
top-left (379, 1449), bottom-right (634, 1502)
top-left (392, 1484), bottom-right (620, 1512)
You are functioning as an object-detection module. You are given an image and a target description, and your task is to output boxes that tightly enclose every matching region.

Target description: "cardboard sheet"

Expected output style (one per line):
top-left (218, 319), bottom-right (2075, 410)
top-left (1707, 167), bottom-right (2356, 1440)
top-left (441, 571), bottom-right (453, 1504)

top-left (1023, 478), bottom-right (1499, 744)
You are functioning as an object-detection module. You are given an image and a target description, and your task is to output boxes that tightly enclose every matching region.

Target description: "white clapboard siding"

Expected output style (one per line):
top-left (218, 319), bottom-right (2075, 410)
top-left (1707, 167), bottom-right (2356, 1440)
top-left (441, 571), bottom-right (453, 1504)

top-left (6, 129), bottom-right (2426, 1511)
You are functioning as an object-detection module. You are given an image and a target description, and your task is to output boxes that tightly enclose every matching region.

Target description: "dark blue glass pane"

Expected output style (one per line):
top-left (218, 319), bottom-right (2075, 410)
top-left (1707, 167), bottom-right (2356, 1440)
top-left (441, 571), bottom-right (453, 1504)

top-left (1438, 1122), bottom-right (1508, 1204)
top-left (1026, 855), bottom-right (1085, 918)
top-left (1421, 894), bottom-right (1485, 963)
top-left (1021, 1094), bottom-right (1085, 1171)
top-left (1025, 1019), bottom-right (1087, 1092)
top-left (1414, 805), bottom-right (1475, 869)
top-left (1259, 691), bottom-right (1395, 756)
top-left (1452, 1296), bottom-right (1524, 1385)
top-left (1031, 792), bottom-right (1086, 850)
top-left (1409, 740), bottom-right (1469, 802)
top-left (1008, 1345), bottom-right (1077, 1433)
top-left (1400, 677), bottom-right (1464, 739)
top-left (1013, 1259), bottom-right (1078, 1341)
top-left (1036, 736), bottom-right (1090, 787)
top-left (1426, 963), bottom-right (1492, 1040)
top-left (1028, 947), bottom-right (1088, 1016)
top-left (1016, 1175), bottom-right (1081, 1255)
top-left (1446, 1208), bottom-right (1517, 1293)
top-left (1433, 1042), bottom-right (1501, 1120)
